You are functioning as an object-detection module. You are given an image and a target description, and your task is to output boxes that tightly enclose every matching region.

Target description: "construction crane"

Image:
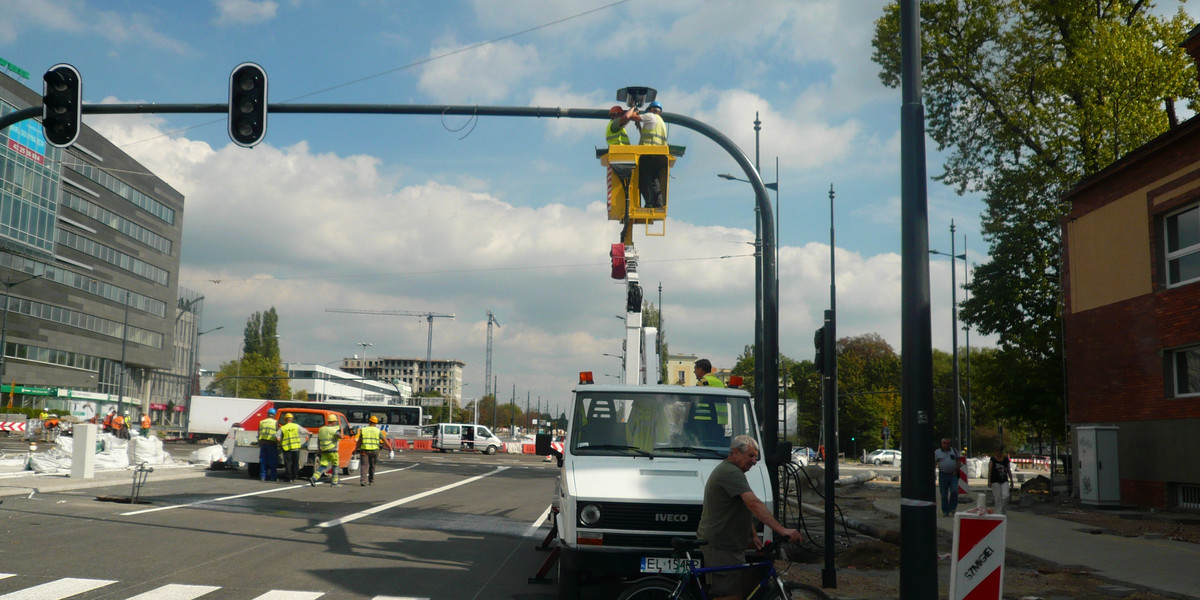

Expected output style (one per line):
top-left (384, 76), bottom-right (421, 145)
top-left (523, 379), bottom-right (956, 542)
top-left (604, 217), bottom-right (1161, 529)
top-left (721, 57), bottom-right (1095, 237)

top-left (325, 308), bottom-right (455, 395)
top-left (485, 310), bottom-right (501, 400)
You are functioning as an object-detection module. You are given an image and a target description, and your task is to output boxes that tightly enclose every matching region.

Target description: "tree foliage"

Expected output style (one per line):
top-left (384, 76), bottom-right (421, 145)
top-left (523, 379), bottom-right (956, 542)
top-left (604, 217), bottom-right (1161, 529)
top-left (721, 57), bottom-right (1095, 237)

top-left (872, 0), bottom-right (1197, 437)
top-left (210, 308), bottom-right (290, 399)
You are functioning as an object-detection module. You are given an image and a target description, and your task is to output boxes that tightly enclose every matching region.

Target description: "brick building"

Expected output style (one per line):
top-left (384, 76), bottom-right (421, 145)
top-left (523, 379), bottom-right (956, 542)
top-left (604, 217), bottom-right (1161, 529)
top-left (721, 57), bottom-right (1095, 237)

top-left (1062, 29), bottom-right (1200, 509)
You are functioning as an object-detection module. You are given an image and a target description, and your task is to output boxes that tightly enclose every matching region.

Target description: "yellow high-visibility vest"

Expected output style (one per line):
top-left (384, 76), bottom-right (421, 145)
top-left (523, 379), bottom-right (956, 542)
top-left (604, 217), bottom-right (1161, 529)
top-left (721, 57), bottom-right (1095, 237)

top-left (279, 422), bottom-right (303, 451)
top-left (359, 426), bottom-right (382, 451)
top-left (258, 418), bottom-right (278, 441)
top-left (639, 114), bottom-right (667, 145)
top-left (606, 119), bottom-right (630, 145)
top-left (318, 425), bottom-right (340, 452)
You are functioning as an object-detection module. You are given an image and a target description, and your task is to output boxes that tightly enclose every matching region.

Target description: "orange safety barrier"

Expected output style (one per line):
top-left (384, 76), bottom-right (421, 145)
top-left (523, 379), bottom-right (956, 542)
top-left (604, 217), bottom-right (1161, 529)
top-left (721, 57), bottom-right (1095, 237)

top-left (411, 439), bottom-right (433, 451)
top-left (522, 443), bottom-right (536, 454)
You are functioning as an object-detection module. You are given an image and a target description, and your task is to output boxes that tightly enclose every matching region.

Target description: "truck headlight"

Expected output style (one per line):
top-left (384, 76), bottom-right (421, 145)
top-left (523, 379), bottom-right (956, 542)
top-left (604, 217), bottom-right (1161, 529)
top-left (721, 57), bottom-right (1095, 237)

top-left (579, 504), bottom-right (601, 527)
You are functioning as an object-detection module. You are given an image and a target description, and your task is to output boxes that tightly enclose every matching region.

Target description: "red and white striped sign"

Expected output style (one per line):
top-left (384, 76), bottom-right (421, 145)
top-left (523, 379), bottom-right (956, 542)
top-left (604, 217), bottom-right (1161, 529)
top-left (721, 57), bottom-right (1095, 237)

top-left (958, 456), bottom-right (969, 496)
top-left (950, 512), bottom-right (1007, 600)
top-left (0, 421), bottom-right (27, 432)
top-left (550, 441), bottom-right (564, 454)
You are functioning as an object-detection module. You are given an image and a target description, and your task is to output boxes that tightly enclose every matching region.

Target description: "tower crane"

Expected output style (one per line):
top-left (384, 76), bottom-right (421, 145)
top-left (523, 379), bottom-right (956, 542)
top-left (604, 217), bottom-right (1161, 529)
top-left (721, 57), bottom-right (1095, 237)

top-left (485, 310), bottom-right (501, 400)
top-left (325, 308), bottom-right (455, 395)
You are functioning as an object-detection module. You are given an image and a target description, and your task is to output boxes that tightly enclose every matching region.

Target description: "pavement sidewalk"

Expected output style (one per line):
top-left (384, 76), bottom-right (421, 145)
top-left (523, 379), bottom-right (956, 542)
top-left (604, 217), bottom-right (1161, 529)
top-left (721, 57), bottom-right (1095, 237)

top-left (873, 491), bottom-right (1200, 600)
top-left (0, 461), bottom-right (210, 498)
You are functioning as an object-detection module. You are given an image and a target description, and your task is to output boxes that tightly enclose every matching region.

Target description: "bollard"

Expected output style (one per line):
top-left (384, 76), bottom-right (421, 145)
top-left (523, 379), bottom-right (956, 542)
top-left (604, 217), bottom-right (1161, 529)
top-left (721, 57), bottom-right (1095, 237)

top-left (71, 423), bottom-right (97, 479)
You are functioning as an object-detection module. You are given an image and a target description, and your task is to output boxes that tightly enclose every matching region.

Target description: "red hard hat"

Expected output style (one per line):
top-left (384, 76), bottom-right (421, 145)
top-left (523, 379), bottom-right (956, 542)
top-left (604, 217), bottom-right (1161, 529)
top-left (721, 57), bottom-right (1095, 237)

top-left (609, 105), bottom-right (624, 117)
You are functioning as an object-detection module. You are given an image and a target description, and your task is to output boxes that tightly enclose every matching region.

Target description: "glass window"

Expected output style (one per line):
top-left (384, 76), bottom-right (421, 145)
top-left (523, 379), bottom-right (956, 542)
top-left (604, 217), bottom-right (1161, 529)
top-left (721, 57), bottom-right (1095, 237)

top-left (570, 391), bottom-right (753, 456)
top-left (1174, 347), bottom-right (1200, 397)
top-left (1166, 206), bottom-right (1200, 287)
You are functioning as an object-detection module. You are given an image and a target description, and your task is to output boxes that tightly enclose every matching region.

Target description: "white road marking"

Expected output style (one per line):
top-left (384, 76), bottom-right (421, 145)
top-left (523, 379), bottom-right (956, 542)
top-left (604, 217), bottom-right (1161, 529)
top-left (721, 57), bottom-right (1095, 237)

top-left (318, 466), bottom-right (509, 528)
top-left (120, 464), bottom-right (421, 515)
top-left (0, 577), bottom-right (114, 599)
top-left (125, 583), bottom-right (221, 599)
top-left (250, 592), bottom-right (325, 600)
top-left (525, 504), bottom-right (552, 537)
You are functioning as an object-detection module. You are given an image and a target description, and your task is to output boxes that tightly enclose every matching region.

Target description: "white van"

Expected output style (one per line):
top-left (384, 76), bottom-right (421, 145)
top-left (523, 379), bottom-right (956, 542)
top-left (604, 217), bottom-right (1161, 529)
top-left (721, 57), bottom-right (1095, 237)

top-left (430, 423), bottom-right (504, 455)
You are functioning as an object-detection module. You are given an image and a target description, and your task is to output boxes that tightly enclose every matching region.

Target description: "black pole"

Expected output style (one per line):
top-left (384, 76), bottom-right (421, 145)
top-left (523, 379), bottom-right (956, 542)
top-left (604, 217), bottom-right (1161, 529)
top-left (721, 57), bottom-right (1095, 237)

top-left (753, 113), bottom-right (764, 418)
top-left (116, 291), bottom-right (131, 415)
top-left (822, 184), bottom-right (838, 588)
top-left (899, 0), bottom-right (939, 598)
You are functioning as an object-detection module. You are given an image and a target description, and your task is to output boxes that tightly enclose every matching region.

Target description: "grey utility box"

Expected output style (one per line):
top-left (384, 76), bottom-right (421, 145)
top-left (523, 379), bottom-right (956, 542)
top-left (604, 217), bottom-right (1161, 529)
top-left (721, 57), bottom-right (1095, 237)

top-left (1077, 425), bottom-right (1120, 506)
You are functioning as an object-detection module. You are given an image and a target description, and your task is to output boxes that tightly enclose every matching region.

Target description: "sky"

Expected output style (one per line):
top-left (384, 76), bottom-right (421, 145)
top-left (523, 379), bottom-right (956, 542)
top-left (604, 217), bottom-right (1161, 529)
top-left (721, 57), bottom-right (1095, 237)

top-left (5, 0), bottom-right (1178, 414)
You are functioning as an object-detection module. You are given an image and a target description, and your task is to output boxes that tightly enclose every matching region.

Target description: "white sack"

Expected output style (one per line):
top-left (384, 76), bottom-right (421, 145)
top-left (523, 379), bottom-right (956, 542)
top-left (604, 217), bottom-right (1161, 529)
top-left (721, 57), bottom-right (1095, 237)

top-left (188, 445), bottom-right (225, 465)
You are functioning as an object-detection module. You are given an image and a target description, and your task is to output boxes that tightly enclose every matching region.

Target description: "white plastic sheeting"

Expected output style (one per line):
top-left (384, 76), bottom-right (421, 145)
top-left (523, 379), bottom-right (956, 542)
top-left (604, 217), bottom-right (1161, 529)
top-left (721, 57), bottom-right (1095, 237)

top-left (24, 433), bottom-right (176, 474)
top-left (187, 444), bottom-right (225, 465)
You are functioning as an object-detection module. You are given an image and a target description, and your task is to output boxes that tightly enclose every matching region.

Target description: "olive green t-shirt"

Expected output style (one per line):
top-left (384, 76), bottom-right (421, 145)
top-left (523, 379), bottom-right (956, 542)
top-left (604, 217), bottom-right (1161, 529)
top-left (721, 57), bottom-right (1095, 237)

top-left (697, 459), bottom-right (753, 551)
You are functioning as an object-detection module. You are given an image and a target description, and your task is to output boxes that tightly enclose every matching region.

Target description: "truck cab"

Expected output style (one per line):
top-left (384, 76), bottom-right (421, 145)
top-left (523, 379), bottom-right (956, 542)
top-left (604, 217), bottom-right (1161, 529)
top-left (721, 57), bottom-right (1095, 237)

top-left (552, 382), bottom-right (770, 599)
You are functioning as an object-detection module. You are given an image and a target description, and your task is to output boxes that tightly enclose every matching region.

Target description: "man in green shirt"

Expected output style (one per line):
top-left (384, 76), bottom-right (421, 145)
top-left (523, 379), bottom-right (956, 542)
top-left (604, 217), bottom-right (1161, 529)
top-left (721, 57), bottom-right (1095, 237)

top-left (697, 435), bottom-right (802, 600)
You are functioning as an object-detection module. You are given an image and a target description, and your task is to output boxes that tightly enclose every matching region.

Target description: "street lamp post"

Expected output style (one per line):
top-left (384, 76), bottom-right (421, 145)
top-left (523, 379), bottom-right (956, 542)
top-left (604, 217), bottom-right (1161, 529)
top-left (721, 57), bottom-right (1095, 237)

top-left (930, 221), bottom-right (967, 452)
top-left (602, 353), bottom-right (624, 380)
top-left (0, 273), bottom-right (43, 388)
top-left (356, 342), bottom-right (373, 402)
top-left (116, 292), bottom-right (131, 415)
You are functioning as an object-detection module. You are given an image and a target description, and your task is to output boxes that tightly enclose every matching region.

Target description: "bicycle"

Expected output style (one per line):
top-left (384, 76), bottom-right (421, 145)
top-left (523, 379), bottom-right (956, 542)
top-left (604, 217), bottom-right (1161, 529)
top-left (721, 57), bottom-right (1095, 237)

top-left (616, 538), bottom-right (831, 600)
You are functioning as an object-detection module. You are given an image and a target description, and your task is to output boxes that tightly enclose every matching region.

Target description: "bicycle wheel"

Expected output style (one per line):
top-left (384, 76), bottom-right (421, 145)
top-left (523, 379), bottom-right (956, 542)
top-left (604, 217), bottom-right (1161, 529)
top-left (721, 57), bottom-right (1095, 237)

top-left (782, 580), bottom-right (833, 600)
top-left (617, 576), bottom-right (697, 600)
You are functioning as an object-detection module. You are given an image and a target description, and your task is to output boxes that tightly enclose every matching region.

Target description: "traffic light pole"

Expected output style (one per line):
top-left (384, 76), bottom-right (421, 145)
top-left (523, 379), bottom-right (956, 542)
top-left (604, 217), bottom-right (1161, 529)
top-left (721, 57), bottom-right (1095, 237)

top-left (0, 98), bottom-right (782, 500)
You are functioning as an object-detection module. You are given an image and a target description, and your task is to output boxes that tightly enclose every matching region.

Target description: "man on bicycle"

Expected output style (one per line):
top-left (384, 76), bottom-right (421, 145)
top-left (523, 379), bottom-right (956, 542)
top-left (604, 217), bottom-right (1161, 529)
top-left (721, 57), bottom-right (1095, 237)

top-left (698, 435), bottom-right (803, 600)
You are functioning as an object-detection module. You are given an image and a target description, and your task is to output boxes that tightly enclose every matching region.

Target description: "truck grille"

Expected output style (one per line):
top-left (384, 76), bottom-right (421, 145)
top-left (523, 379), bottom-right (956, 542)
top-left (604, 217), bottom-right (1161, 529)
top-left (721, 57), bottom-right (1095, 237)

top-left (581, 501), bottom-right (703, 532)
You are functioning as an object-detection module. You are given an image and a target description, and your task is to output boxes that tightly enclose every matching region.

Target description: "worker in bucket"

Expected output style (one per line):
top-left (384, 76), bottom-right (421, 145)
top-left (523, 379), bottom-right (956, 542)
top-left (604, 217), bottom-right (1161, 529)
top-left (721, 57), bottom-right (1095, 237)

top-left (309, 413), bottom-right (343, 487)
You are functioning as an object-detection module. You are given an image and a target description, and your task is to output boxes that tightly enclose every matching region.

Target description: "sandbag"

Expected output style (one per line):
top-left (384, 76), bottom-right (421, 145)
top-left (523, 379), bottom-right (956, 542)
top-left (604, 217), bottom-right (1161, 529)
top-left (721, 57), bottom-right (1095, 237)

top-left (128, 435), bottom-right (162, 466)
top-left (188, 445), bottom-right (225, 465)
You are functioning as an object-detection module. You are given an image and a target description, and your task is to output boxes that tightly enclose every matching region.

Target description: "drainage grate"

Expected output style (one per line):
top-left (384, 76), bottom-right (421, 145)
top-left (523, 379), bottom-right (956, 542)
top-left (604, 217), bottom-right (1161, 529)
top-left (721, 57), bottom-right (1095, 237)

top-left (1180, 484), bottom-right (1200, 509)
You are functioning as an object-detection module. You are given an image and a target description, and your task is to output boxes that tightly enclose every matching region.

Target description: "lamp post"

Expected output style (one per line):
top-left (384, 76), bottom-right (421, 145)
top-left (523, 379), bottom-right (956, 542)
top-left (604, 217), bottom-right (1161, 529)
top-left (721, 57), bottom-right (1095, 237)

top-left (0, 273), bottom-right (43, 387)
top-left (602, 353), bottom-right (624, 380)
top-left (116, 291), bottom-right (131, 415)
top-left (718, 171), bottom-right (778, 406)
top-left (356, 342), bottom-right (372, 402)
top-left (930, 221), bottom-right (967, 452)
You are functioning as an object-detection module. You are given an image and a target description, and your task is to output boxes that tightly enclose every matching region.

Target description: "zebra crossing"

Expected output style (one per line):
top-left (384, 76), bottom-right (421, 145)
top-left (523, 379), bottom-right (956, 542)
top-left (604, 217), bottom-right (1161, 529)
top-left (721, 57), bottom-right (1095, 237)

top-left (0, 575), bottom-right (430, 600)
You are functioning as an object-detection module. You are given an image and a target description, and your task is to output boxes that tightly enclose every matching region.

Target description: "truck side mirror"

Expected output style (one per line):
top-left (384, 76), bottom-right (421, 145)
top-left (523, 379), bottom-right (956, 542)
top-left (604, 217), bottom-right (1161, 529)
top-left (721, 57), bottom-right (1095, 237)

top-left (535, 432), bottom-right (552, 456)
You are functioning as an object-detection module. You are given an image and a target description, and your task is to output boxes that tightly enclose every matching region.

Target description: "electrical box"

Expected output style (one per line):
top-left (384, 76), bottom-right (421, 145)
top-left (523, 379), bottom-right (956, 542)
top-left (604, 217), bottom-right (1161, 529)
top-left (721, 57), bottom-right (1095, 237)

top-left (1077, 425), bottom-right (1120, 506)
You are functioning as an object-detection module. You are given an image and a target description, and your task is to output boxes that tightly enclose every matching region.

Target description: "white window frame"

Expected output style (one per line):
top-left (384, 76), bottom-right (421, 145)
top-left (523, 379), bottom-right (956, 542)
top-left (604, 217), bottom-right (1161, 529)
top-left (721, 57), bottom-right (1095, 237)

top-left (1170, 346), bottom-right (1200, 398)
top-left (1164, 205), bottom-right (1200, 287)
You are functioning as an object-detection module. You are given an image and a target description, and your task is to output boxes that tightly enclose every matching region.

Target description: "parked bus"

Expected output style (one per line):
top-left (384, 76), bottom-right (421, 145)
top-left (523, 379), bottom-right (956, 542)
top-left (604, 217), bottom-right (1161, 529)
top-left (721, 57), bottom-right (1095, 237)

top-left (274, 400), bottom-right (423, 439)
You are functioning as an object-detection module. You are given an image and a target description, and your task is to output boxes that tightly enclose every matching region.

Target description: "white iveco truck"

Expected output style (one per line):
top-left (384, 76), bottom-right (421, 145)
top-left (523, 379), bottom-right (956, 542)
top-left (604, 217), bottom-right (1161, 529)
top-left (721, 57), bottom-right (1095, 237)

top-left (546, 242), bottom-right (772, 599)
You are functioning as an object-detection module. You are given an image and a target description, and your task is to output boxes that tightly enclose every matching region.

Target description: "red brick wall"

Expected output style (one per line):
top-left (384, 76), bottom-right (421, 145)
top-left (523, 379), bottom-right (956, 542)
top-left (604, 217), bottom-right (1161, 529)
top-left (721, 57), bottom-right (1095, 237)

top-left (1121, 479), bottom-right (1169, 509)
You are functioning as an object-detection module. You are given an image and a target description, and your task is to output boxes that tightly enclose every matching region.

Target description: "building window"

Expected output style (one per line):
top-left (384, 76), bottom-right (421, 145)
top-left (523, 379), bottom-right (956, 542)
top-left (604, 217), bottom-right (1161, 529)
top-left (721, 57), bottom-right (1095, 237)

top-left (1165, 205), bottom-right (1200, 287)
top-left (1172, 346), bottom-right (1200, 397)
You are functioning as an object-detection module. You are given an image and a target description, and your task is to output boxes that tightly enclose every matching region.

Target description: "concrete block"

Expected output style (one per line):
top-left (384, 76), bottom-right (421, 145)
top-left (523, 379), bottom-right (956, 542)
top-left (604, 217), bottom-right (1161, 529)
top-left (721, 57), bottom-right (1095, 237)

top-left (70, 423), bottom-right (96, 479)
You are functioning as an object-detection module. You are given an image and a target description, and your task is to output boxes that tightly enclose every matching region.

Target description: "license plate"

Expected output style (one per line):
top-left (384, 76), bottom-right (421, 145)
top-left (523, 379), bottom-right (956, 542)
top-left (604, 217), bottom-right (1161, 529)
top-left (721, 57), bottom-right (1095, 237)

top-left (640, 556), bottom-right (700, 573)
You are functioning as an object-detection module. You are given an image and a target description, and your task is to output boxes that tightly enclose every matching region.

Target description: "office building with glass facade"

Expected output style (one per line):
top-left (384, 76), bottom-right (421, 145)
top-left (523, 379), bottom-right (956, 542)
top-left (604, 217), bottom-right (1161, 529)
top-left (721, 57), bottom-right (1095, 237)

top-left (0, 70), bottom-right (188, 423)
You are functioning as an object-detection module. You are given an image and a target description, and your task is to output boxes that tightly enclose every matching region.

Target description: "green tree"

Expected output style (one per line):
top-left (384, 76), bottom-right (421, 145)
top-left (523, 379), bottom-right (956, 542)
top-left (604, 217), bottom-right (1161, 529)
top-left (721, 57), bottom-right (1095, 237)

top-left (837, 334), bottom-right (902, 453)
top-left (210, 308), bottom-right (290, 399)
top-left (643, 300), bottom-right (668, 383)
top-left (872, 0), bottom-right (1197, 437)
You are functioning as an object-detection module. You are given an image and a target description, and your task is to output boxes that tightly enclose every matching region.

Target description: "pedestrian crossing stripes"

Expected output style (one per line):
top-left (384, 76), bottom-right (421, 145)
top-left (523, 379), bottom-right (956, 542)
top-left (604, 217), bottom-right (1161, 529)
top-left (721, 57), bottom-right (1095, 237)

top-left (0, 574), bottom-right (431, 600)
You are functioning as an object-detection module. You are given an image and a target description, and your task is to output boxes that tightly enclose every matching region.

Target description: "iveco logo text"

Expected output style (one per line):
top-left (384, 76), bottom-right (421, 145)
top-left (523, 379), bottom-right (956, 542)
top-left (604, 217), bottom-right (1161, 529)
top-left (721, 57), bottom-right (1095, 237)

top-left (655, 513), bottom-right (689, 522)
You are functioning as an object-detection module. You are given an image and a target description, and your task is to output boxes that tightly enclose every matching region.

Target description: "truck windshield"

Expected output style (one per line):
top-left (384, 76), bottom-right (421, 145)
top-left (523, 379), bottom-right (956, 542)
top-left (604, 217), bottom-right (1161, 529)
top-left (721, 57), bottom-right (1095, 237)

top-left (570, 391), bottom-right (754, 457)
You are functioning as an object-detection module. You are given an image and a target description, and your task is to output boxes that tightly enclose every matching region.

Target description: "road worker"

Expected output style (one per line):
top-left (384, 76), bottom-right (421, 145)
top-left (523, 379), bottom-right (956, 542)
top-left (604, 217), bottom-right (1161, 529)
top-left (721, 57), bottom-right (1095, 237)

top-left (139, 413), bottom-right (152, 438)
top-left (605, 105), bottom-right (634, 145)
top-left (278, 413), bottom-right (308, 482)
top-left (634, 100), bottom-right (667, 145)
top-left (258, 408), bottom-right (280, 482)
top-left (113, 411), bottom-right (130, 440)
top-left (356, 415), bottom-right (392, 486)
top-left (310, 413), bottom-right (343, 487)
top-left (102, 409), bottom-right (114, 433)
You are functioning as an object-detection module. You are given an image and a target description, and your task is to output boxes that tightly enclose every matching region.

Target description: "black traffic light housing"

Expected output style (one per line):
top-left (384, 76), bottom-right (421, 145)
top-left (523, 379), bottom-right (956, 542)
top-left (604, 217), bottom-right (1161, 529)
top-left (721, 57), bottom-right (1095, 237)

top-left (616, 86), bottom-right (657, 109)
top-left (228, 62), bottom-right (268, 147)
top-left (42, 64), bottom-right (82, 147)
top-left (813, 326), bottom-right (826, 374)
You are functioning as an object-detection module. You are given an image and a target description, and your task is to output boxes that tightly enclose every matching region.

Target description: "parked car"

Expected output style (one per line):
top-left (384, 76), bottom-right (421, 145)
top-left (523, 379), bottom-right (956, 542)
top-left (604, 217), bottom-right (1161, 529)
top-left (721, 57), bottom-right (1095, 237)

top-left (792, 446), bottom-right (818, 466)
top-left (864, 448), bottom-right (902, 465)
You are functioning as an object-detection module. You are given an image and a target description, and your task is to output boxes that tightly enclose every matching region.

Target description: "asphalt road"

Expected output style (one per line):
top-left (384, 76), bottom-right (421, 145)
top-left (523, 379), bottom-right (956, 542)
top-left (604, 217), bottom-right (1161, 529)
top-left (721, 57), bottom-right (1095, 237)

top-left (0, 446), bottom-right (569, 600)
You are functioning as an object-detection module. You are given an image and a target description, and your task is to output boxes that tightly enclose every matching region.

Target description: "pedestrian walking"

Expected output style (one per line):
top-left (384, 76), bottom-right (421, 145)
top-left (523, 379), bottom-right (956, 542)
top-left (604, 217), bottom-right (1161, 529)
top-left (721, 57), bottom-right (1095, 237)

top-left (356, 416), bottom-right (391, 486)
top-left (278, 412), bottom-right (308, 483)
top-left (935, 437), bottom-right (961, 516)
top-left (258, 408), bottom-right (280, 482)
top-left (310, 413), bottom-right (343, 487)
top-left (988, 447), bottom-right (1015, 514)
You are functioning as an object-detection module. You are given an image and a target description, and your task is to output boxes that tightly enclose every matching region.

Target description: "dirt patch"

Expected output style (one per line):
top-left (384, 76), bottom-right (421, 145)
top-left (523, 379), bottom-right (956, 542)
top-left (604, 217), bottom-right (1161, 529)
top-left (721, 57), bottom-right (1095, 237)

top-left (773, 480), bottom-right (1195, 599)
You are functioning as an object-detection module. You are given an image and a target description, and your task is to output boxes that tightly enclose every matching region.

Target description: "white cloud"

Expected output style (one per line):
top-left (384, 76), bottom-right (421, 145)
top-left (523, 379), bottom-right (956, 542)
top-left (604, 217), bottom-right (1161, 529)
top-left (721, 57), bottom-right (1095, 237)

top-left (417, 38), bottom-right (543, 104)
top-left (213, 0), bottom-right (279, 26)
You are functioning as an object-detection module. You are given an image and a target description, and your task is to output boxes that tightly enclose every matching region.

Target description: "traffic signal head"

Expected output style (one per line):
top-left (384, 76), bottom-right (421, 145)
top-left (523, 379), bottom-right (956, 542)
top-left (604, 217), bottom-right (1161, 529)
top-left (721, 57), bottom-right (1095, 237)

top-left (42, 64), bottom-right (82, 147)
top-left (228, 62), bottom-right (267, 147)
top-left (813, 326), bottom-right (826, 374)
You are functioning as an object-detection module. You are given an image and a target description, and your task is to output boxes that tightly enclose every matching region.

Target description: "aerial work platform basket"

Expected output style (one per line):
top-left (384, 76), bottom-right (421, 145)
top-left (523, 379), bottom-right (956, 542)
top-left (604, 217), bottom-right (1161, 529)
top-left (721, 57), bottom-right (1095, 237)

top-left (598, 144), bottom-right (684, 235)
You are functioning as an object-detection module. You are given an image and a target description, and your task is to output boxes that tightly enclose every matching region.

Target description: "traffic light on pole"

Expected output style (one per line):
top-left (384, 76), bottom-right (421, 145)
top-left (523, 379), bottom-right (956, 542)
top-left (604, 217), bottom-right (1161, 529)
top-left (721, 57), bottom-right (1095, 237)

top-left (813, 326), bottom-right (826, 374)
top-left (42, 64), bottom-right (82, 147)
top-left (228, 62), bottom-right (267, 147)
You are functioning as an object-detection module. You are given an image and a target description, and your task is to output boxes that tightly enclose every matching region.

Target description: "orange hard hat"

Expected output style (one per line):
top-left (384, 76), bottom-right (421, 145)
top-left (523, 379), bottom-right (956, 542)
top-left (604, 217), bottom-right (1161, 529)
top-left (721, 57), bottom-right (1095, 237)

top-left (369, 416), bottom-right (379, 424)
top-left (609, 105), bottom-right (624, 117)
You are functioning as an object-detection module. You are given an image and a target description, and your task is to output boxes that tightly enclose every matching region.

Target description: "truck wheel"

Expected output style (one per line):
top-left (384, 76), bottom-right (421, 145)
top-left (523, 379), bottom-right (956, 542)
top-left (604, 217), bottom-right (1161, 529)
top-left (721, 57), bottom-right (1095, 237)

top-left (557, 561), bottom-right (582, 600)
top-left (485, 445), bottom-right (497, 455)
top-left (247, 463), bottom-right (260, 479)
